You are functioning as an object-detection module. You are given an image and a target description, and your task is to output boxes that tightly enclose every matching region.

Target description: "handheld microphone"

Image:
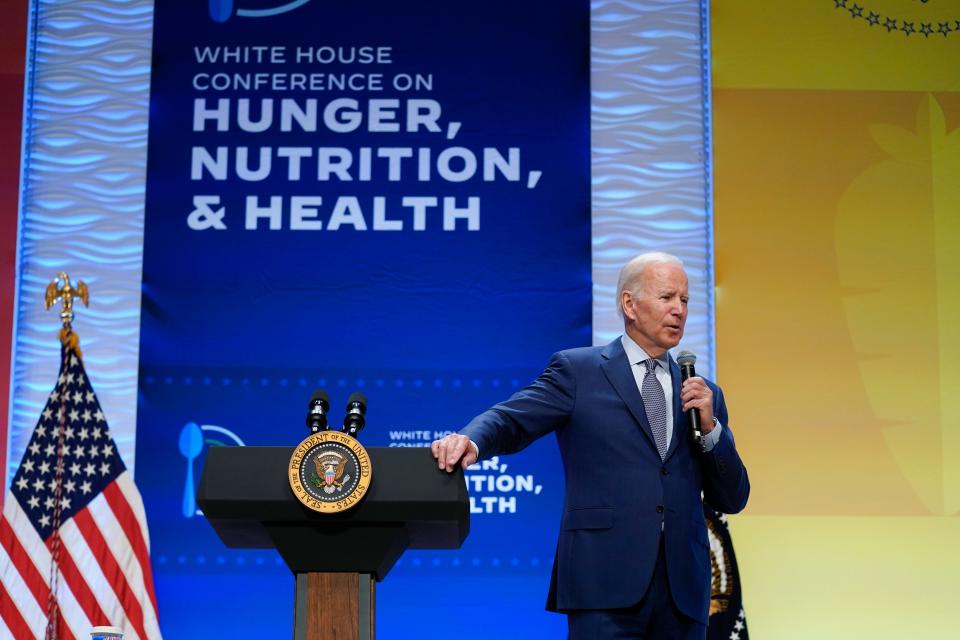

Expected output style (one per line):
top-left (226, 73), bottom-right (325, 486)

top-left (341, 392), bottom-right (367, 438)
top-left (676, 350), bottom-right (704, 446)
top-left (306, 390), bottom-right (330, 433)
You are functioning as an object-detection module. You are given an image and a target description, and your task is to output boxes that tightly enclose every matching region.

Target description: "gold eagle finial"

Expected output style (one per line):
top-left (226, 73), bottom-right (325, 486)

top-left (44, 272), bottom-right (89, 330)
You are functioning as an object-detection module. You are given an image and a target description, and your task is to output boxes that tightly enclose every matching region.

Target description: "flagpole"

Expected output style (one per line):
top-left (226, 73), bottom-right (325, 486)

top-left (42, 273), bottom-right (89, 640)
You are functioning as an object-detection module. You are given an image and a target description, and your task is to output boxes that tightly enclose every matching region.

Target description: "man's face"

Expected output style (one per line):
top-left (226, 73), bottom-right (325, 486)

top-left (622, 262), bottom-right (689, 357)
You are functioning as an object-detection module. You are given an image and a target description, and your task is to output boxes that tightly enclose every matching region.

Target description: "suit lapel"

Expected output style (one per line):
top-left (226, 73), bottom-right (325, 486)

top-left (599, 339), bottom-right (660, 452)
top-left (665, 355), bottom-right (685, 461)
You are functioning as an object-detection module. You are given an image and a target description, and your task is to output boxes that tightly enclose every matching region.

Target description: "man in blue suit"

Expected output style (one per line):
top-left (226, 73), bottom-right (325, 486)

top-left (432, 252), bottom-right (749, 639)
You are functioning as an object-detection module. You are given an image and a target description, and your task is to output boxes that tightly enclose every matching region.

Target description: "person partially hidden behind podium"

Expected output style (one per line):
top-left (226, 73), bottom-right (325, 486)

top-left (431, 252), bottom-right (749, 639)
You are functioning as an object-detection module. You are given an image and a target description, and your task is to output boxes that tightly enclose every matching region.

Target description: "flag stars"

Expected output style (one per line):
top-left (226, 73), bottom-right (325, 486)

top-left (58, 373), bottom-right (67, 385)
top-left (69, 462), bottom-right (81, 476)
top-left (39, 514), bottom-right (51, 528)
top-left (72, 390), bottom-right (83, 404)
top-left (27, 495), bottom-right (40, 509)
top-left (29, 442), bottom-right (41, 456)
top-left (66, 373), bottom-right (75, 385)
top-left (69, 409), bottom-right (80, 422)
top-left (22, 459), bottom-right (35, 474)
top-left (88, 445), bottom-right (100, 458)
top-left (33, 478), bottom-right (46, 492)
top-left (73, 444), bottom-right (85, 458)
top-left (82, 410), bottom-right (92, 423)
top-left (734, 620), bottom-right (745, 631)
top-left (38, 461), bottom-right (50, 475)
top-left (80, 481), bottom-right (92, 495)
top-left (36, 424), bottom-right (48, 438)
top-left (47, 478), bottom-right (58, 493)
top-left (103, 444), bottom-right (114, 457)
top-left (65, 426), bottom-right (75, 440)
top-left (99, 462), bottom-right (111, 476)
top-left (61, 496), bottom-right (72, 510)
top-left (45, 443), bottom-right (56, 457)
top-left (85, 390), bottom-right (95, 404)
top-left (79, 427), bottom-right (89, 441)
top-left (92, 427), bottom-right (102, 440)
top-left (63, 480), bottom-right (76, 494)
top-left (15, 476), bottom-right (28, 491)
top-left (44, 496), bottom-right (55, 511)
top-left (94, 409), bottom-right (105, 422)
top-left (84, 463), bottom-right (96, 476)
top-left (50, 390), bottom-right (59, 402)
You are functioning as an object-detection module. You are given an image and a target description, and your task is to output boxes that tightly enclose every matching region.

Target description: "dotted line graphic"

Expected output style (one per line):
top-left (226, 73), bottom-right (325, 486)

top-left (832, 0), bottom-right (958, 38)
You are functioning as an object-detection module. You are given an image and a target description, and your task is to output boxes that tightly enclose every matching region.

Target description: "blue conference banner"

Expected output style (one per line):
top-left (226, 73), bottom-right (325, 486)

top-left (136, 0), bottom-right (589, 636)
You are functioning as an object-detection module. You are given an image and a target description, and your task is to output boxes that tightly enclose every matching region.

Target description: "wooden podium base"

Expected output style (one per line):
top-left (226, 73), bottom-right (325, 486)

top-left (294, 572), bottom-right (375, 640)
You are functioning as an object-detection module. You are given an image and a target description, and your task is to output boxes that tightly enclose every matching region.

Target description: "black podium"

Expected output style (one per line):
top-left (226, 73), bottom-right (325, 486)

top-left (197, 446), bottom-right (470, 640)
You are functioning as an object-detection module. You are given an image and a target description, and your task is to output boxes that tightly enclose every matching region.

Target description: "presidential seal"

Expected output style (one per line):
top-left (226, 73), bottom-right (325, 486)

top-left (288, 431), bottom-right (372, 513)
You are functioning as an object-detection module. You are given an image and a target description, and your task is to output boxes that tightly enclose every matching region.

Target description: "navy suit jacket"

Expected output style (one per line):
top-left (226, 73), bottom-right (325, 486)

top-left (461, 338), bottom-right (749, 624)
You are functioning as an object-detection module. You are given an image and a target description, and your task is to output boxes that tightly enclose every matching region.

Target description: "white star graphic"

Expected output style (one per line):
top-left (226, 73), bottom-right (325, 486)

top-left (42, 408), bottom-right (53, 421)
top-left (72, 391), bottom-right (83, 404)
top-left (103, 444), bottom-right (114, 457)
top-left (44, 443), bottom-right (56, 457)
top-left (44, 496), bottom-right (55, 510)
top-left (78, 427), bottom-right (89, 441)
top-left (15, 477), bottom-right (28, 491)
top-left (22, 459), bottom-right (35, 473)
top-left (99, 462), bottom-right (111, 476)
top-left (69, 409), bottom-right (80, 422)
top-left (66, 373), bottom-right (75, 385)
top-left (38, 460), bottom-right (50, 474)
top-left (60, 496), bottom-right (72, 510)
top-left (92, 427), bottom-right (102, 440)
top-left (29, 442), bottom-right (41, 456)
top-left (73, 444), bottom-right (85, 458)
top-left (70, 355), bottom-right (79, 367)
top-left (734, 620), bottom-right (744, 631)
top-left (85, 390), bottom-right (95, 404)
top-left (36, 424), bottom-right (48, 438)
top-left (84, 463), bottom-right (96, 476)
top-left (69, 462), bottom-right (81, 476)
top-left (58, 373), bottom-right (67, 385)
top-left (32, 478), bottom-right (45, 492)
top-left (82, 409), bottom-right (92, 423)
top-left (80, 481), bottom-right (92, 494)
top-left (47, 478), bottom-right (58, 493)
top-left (27, 495), bottom-right (40, 509)
top-left (65, 426), bottom-right (75, 440)
top-left (64, 480), bottom-right (76, 493)
top-left (94, 409), bottom-right (105, 422)
top-left (49, 390), bottom-right (59, 402)
top-left (88, 446), bottom-right (99, 458)
top-left (39, 514), bottom-right (51, 528)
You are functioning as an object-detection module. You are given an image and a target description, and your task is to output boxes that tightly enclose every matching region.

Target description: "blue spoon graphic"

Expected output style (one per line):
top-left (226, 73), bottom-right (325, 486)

top-left (179, 422), bottom-right (204, 517)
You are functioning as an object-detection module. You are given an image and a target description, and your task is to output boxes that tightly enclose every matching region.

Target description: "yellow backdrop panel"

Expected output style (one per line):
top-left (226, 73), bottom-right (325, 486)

top-left (713, 1), bottom-right (959, 638)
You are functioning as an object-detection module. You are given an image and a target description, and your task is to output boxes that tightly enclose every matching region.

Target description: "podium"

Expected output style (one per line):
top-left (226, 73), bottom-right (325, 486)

top-left (197, 446), bottom-right (470, 640)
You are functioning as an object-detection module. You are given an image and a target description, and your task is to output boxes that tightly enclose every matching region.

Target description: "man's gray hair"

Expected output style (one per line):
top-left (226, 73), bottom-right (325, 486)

top-left (615, 252), bottom-right (684, 317)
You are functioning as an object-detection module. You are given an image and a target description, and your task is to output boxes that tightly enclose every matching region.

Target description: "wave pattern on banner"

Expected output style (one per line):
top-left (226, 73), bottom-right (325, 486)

top-left (9, 0), bottom-right (153, 483)
top-left (591, 0), bottom-right (713, 377)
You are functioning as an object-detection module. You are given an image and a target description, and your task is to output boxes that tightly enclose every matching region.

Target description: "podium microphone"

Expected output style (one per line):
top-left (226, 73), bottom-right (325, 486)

top-left (341, 392), bottom-right (367, 437)
top-left (676, 350), bottom-right (704, 447)
top-left (306, 390), bottom-right (330, 433)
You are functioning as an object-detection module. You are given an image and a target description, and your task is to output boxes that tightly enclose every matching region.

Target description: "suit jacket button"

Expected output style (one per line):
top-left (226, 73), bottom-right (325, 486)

top-left (656, 505), bottom-right (664, 513)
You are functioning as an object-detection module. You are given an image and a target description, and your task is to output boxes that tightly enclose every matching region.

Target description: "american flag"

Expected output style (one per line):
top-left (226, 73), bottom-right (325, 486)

top-left (0, 338), bottom-right (162, 639)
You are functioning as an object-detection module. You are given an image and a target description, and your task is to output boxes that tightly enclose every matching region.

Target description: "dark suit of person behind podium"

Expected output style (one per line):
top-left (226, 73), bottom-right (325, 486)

top-left (432, 253), bottom-right (749, 639)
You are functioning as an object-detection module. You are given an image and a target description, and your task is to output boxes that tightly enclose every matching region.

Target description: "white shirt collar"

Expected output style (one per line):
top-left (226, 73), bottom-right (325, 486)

top-left (621, 334), bottom-right (670, 369)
